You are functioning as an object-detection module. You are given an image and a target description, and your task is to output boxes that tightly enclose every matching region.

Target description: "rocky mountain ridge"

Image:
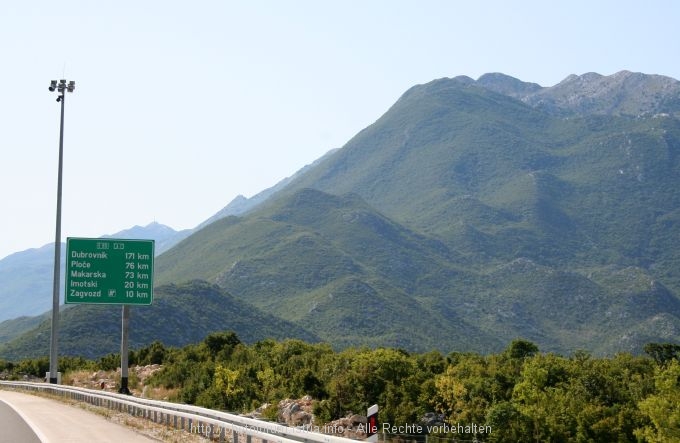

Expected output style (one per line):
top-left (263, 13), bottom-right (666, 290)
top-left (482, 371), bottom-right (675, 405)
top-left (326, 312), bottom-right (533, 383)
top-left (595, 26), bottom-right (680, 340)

top-left (472, 70), bottom-right (680, 116)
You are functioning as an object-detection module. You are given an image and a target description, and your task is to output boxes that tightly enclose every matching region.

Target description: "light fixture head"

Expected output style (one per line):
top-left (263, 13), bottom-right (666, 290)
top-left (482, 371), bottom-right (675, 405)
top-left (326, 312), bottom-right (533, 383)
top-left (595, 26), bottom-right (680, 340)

top-left (49, 79), bottom-right (75, 94)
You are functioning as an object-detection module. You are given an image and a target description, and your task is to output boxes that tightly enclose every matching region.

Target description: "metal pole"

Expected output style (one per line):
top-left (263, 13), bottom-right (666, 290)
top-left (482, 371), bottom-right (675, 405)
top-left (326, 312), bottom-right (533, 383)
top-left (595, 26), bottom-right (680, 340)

top-left (119, 305), bottom-right (131, 394)
top-left (48, 90), bottom-right (66, 384)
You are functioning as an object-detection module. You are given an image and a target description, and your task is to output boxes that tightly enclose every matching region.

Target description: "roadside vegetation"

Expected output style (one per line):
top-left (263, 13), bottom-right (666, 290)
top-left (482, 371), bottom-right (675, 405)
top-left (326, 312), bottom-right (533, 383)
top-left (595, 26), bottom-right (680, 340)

top-left (1, 334), bottom-right (678, 442)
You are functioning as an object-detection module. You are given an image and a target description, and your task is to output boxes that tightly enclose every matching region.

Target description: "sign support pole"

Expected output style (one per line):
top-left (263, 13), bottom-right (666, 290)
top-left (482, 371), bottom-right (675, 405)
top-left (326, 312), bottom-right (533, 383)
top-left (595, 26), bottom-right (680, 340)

top-left (119, 305), bottom-right (131, 395)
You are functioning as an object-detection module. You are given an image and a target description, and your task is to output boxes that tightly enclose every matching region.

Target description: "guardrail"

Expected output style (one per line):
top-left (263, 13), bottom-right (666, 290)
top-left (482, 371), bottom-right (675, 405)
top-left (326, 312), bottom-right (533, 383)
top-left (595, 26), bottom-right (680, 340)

top-left (0, 381), bottom-right (358, 443)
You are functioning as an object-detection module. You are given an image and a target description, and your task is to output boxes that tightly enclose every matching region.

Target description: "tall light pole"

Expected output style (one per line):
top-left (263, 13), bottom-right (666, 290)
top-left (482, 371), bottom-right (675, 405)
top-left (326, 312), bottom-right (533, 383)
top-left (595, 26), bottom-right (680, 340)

top-left (48, 79), bottom-right (75, 384)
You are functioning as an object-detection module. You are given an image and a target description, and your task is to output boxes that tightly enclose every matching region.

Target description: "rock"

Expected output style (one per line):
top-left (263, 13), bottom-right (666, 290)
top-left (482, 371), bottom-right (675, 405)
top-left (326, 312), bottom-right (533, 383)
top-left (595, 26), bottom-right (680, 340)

top-left (420, 412), bottom-right (446, 427)
top-left (349, 414), bottom-right (366, 425)
top-left (292, 410), bottom-right (313, 426)
top-left (278, 398), bottom-right (315, 426)
top-left (318, 412), bottom-right (372, 439)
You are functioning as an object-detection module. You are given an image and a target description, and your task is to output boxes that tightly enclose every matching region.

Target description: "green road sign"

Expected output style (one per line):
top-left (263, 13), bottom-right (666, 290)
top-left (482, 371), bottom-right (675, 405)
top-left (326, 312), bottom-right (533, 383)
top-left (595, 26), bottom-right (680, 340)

top-left (65, 237), bottom-right (154, 305)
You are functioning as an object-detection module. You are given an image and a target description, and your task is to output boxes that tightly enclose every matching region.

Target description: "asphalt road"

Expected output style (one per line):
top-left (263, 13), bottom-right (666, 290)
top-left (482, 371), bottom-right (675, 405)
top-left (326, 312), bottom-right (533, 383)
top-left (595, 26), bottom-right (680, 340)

top-left (0, 390), bottom-right (156, 442)
top-left (0, 397), bottom-right (42, 443)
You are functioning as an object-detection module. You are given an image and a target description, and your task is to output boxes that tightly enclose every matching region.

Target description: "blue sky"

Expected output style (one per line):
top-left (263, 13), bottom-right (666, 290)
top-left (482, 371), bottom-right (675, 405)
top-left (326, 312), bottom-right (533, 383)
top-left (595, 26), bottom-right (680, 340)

top-left (1, 0), bottom-right (679, 259)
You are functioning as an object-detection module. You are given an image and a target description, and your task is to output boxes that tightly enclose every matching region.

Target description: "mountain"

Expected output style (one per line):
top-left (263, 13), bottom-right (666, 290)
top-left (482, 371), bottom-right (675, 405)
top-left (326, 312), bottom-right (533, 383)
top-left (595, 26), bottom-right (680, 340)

top-left (0, 243), bottom-right (62, 323)
top-left (103, 222), bottom-right (189, 254)
top-left (0, 312), bottom-right (49, 344)
top-left (477, 70), bottom-right (680, 116)
top-left (283, 72), bottom-right (680, 275)
top-left (0, 222), bottom-right (179, 323)
top-left (155, 188), bottom-right (501, 352)
top-left (153, 186), bottom-right (680, 355)
top-left (523, 71), bottom-right (680, 116)
top-left (4, 71), bottom-right (680, 358)
top-left (0, 280), bottom-right (319, 360)
top-left (195, 149), bottom-right (338, 230)
top-left (162, 70), bottom-right (680, 354)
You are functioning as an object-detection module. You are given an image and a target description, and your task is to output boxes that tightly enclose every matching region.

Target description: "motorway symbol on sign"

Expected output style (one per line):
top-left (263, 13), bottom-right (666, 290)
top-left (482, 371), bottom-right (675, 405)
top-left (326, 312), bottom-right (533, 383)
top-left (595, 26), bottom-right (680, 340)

top-left (65, 237), bottom-right (154, 305)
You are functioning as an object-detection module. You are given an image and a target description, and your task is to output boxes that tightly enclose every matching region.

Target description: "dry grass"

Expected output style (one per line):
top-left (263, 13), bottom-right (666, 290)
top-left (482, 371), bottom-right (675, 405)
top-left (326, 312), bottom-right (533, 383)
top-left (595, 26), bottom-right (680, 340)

top-left (141, 385), bottom-right (181, 402)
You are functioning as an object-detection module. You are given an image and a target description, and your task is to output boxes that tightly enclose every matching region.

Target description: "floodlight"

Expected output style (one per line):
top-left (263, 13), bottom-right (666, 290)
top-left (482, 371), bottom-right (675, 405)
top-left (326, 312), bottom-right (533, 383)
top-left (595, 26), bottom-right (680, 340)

top-left (48, 79), bottom-right (76, 96)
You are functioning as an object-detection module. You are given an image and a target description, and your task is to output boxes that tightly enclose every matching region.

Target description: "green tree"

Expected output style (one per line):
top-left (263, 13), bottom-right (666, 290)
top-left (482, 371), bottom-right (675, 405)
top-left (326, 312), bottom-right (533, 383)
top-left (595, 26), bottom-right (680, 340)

top-left (635, 360), bottom-right (680, 442)
top-left (214, 365), bottom-right (244, 397)
top-left (204, 331), bottom-right (241, 360)
top-left (512, 354), bottom-right (575, 442)
top-left (257, 366), bottom-right (278, 402)
top-left (14, 357), bottom-right (49, 377)
top-left (434, 354), bottom-right (495, 429)
top-left (135, 340), bottom-right (167, 365)
top-left (485, 401), bottom-right (531, 443)
top-left (505, 339), bottom-right (539, 360)
top-left (644, 343), bottom-right (680, 366)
